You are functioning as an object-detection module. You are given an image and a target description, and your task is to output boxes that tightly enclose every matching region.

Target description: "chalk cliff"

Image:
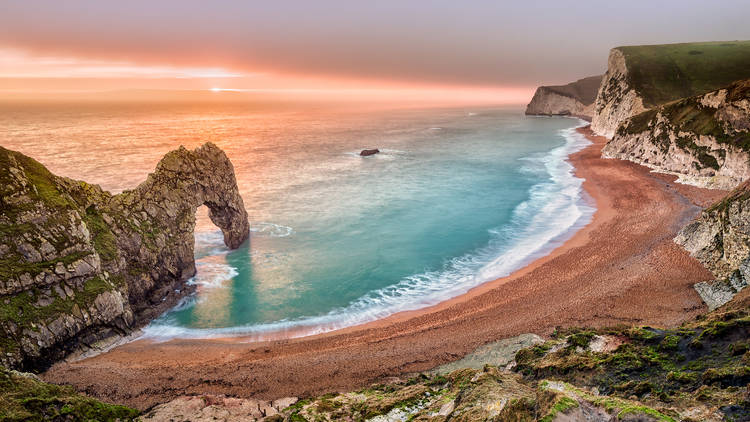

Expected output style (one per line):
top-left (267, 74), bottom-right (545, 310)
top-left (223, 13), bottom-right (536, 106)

top-left (0, 143), bottom-right (249, 370)
top-left (590, 49), bottom-right (648, 138)
top-left (524, 75), bottom-right (602, 121)
top-left (602, 79), bottom-right (750, 190)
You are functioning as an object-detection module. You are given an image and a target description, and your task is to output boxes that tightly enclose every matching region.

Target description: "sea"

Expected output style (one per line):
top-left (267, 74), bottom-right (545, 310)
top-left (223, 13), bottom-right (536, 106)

top-left (0, 100), bottom-right (594, 340)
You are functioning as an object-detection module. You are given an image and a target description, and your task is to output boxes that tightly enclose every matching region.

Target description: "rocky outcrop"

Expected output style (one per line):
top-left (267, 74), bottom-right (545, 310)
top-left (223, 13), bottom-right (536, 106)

top-left (142, 395), bottom-right (297, 421)
top-left (591, 49), bottom-right (647, 138)
top-left (525, 75), bottom-right (603, 121)
top-left (360, 148), bottom-right (380, 156)
top-left (0, 143), bottom-right (249, 371)
top-left (676, 180), bottom-right (750, 309)
top-left (602, 79), bottom-right (750, 189)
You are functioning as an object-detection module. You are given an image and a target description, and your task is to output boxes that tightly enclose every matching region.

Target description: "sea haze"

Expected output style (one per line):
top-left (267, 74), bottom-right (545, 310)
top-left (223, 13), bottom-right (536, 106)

top-left (0, 101), bottom-right (593, 339)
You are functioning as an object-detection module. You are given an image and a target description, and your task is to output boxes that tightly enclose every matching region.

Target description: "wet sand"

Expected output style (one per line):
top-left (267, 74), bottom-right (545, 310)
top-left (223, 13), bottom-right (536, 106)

top-left (43, 126), bottom-right (728, 410)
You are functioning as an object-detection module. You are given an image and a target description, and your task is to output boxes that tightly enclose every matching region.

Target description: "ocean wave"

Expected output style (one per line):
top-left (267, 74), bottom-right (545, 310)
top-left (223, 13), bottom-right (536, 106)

top-left (193, 231), bottom-right (230, 258)
top-left (250, 222), bottom-right (294, 238)
top-left (186, 261), bottom-right (239, 289)
top-left (143, 119), bottom-right (596, 341)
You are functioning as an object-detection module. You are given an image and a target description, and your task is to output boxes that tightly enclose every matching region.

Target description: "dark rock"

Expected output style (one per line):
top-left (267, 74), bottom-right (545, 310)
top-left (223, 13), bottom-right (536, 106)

top-left (360, 149), bottom-right (380, 156)
top-left (0, 143), bottom-right (249, 370)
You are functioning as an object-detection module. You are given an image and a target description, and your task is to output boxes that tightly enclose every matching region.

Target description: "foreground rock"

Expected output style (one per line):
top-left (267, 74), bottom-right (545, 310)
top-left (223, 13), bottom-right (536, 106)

top-left (603, 79), bottom-right (750, 189)
top-left (140, 297), bottom-right (750, 420)
top-left (9, 292), bottom-right (750, 420)
top-left (431, 333), bottom-right (543, 374)
top-left (142, 395), bottom-right (297, 421)
top-left (0, 365), bottom-right (138, 420)
top-left (592, 41), bottom-right (750, 138)
top-left (676, 179), bottom-right (750, 309)
top-left (525, 75), bottom-right (603, 121)
top-left (360, 148), bottom-right (380, 156)
top-left (0, 143), bottom-right (249, 371)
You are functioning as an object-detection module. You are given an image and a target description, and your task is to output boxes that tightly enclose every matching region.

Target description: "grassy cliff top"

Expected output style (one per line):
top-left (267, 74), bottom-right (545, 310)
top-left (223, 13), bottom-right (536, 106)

top-left (543, 75), bottom-right (603, 105)
top-left (617, 40), bottom-right (750, 107)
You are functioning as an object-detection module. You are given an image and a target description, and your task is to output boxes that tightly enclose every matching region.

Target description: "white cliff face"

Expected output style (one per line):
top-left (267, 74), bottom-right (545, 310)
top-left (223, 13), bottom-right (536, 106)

top-left (591, 49), bottom-right (647, 139)
top-left (525, 88), bottom-right (595, 120)
top-left (602, 81), bottom-right (750, 190)
top-left (525, 75), bottom-right (603, 121)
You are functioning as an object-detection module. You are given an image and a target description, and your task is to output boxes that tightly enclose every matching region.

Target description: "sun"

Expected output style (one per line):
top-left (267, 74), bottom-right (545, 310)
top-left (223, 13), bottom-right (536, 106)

top-left (210, 87), bottom-right (222, 92)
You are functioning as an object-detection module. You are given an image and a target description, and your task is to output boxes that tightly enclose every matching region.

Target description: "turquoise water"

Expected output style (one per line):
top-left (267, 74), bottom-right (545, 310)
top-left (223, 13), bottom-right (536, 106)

top-left (0, 102), bottom-right (592, 339)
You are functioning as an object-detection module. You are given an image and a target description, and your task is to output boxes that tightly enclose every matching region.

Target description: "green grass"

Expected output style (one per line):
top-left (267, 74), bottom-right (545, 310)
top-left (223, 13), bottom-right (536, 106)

top-left (618, 41), bottom-right (750, 107)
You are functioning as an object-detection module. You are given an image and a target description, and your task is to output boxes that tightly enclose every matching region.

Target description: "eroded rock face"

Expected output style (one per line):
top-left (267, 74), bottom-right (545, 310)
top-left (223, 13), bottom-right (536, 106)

top-left (591, 49), bottom-right (648, 138)
top-left (0, 143), bottom-right (249, 370)
top-left (603, 79), bottom-right (750, 190)
top-left (525, 75), bottom-right (603, 121)
top-left (676, 180), bottom-right (750, 309)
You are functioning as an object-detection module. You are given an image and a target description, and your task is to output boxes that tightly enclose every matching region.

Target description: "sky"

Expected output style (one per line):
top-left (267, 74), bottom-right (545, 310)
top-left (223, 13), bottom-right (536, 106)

top-left (1, 0), bottom-right (749, 103)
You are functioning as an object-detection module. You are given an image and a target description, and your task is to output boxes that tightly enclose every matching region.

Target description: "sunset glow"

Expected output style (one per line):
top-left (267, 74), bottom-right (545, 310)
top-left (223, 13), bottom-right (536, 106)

top-left (0, 46), bottom-right (534, 104)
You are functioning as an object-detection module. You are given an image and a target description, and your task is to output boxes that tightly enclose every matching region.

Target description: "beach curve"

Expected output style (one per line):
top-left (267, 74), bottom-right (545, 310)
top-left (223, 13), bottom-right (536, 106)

top-left (42, 126), bottom-right (729, 410)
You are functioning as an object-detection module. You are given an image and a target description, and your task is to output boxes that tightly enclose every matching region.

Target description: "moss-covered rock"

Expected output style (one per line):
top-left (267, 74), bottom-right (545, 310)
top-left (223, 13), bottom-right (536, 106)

top-left (0, 366), bottom-right (138, 421)
top-left (0, 144), bottom-right (249, 371)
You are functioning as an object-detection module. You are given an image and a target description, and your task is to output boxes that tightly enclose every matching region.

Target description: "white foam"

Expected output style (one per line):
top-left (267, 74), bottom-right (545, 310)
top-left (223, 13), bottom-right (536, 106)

top-left (249, 222), bottom-right (294, 238)
top-left (143, 119), bottom-right (596, 341)
top-left (193, 230), bottom-right (230, 258)
top-left (187, 261), bottom-right (239, 289)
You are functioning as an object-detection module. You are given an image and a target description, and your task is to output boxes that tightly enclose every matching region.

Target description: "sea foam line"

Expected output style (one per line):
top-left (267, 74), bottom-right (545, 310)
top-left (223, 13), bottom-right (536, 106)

top-left (143, 119), bottom-right (594, 340)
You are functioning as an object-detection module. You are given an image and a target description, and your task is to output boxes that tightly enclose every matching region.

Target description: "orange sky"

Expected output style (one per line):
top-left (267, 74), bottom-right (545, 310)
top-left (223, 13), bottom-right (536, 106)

top-left (0, 47), bottom-right (534, 104)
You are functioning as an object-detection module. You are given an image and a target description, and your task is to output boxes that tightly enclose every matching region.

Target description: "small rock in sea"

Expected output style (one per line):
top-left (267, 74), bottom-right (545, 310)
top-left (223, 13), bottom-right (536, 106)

top-left (360, 148), bottom-right (380, 156)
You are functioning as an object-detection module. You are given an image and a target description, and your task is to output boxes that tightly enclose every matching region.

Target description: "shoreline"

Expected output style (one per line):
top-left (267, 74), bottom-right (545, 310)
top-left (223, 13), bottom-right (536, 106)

top-left (44, 125), bottom-right (729, 410)
top-left (140, 118), bottom-right (595, 343)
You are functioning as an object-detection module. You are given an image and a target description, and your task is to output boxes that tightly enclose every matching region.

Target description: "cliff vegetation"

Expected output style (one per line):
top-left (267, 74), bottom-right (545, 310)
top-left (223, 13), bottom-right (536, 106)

top-left (0, 144), bottom-right (249, 371)
top-left (603, 79), bottom-right (750, 189)
top-left (592, 40), bottom-right (750, 139)
top-left (619, 41), bottom-right (750, 108)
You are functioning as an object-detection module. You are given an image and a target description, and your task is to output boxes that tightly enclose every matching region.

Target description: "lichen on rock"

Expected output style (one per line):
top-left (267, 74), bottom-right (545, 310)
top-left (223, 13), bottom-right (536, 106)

top-left (676, 179), bottom-right (750, 308)
top-left (0, 143), bottom-right (249, 371)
